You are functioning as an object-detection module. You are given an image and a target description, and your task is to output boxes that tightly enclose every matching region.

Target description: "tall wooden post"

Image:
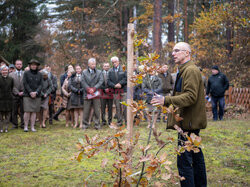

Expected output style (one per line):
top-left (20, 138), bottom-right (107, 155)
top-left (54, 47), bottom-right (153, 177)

top-left (127, 23), bottom-right (134, 145)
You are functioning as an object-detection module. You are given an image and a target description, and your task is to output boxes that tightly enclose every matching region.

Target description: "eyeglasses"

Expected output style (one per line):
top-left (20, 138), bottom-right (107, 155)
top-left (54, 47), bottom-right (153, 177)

top-left (172, 49), bottom-right (187, 53)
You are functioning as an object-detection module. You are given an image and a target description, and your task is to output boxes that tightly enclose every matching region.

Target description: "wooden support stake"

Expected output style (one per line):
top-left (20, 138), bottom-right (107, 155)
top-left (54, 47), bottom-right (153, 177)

top-left (127, 23), bottom-right (134, 146)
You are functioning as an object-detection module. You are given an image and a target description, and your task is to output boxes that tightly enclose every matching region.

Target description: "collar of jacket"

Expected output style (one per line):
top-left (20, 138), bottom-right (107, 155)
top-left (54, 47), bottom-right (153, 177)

top-left (88, 68), bottom-right (96, 73)
top-left (178, 60), bottom-right (194, 74)
top-left (15, 70), bottom-right (22, 73)
top-left (212, 72), bottom-right (221, 76)
top-left (113, 66), bottom-right (120, 71)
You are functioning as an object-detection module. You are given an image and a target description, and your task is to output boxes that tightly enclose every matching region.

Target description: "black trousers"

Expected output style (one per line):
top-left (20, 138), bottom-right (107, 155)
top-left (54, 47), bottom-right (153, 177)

top-left (49, 103), bottom-right (55, 122)
top-left (101, 98), bottom-right (113, 124)
top-left (177, 130), bottom-right (207, 187)
top-left (11, 96), bottom-right (24, 128)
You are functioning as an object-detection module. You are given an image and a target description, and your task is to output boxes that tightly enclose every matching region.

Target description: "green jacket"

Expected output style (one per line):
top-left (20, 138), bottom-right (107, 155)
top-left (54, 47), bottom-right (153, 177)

top-left (164, 61), bottom-right (207, 130)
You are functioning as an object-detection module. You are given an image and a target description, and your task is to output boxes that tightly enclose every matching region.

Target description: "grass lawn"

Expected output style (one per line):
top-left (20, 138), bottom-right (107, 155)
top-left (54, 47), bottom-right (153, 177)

top-left (0, 119), bottom-right (249, 186)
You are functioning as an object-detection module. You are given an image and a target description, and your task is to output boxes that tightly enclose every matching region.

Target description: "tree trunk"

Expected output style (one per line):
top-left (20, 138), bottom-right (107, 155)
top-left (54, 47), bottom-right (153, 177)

top-left (226, 21), bottom-right (233, 57)
top-left (193, 0), bottom-right (197, 18)
top-left (183, 0), bottom-right (188, 42)
top-left (123, 5), bottom-right (128, 43)
top-left (153, 0), bottom-right (162, 54)
top-left (168, 0), bottom-right (175, 42)
top-left (226, 0), bottom-right (234, 57)
top-left (176, 0), bottom-right (180, 42)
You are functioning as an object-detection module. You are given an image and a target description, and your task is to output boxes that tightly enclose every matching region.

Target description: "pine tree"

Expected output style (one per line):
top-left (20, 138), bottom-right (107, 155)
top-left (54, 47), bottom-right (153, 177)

top-left (0, 0), bottom-right (46, 64)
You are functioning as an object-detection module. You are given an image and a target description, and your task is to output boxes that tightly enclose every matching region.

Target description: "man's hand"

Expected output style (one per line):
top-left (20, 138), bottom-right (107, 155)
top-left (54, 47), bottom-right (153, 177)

top-left (115, 83), bottom-right (122, 89)
top-left (18, 92), bottom-right (23, 96)
top-left (87, 87), bottom-right (93, 94)
top-left (151, 93), bottom-right (165, 106)
top-left (89, 88), bottom-right (94, 94)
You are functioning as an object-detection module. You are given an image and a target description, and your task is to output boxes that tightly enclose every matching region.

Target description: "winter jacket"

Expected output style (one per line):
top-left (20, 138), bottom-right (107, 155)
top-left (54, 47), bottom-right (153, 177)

top-left (0, 75), bottom-right (13, 112)
top-left (23, 70), bottom-right (43, 97)
top-left (107, 66), bottom-right (127, 93)
top-left (69, 74), bottom-right (84, 106)
top-left (164, 61), bottom-right (207, 131)
top-left (158, 71), bottom-right (174, 94)
top-left (206, 72), bottom-right (229, 97)
top-left (81, 68), bottom-right (104, 99)
top-left (41, 78), bottom-right (52, 100)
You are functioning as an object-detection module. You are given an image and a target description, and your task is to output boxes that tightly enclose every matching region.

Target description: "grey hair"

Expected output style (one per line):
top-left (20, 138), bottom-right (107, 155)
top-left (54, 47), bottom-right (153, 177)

top-left (88, 58), bottom-right (96, 64)
top-left (40, 69), bottom-right (49, 75)
top-left (0, 65), bottom-right (9, 71)
top-left (111, 56), bottom-right (119, 62)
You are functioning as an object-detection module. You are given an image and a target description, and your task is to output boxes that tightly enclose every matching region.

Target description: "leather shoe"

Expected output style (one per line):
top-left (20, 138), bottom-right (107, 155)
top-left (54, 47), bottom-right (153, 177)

top-left (53, 116), bottom-right (59, 121)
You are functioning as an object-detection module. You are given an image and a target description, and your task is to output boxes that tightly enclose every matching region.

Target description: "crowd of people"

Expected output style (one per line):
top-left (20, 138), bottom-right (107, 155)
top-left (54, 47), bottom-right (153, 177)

top-left (0, 53), bottom-right (229, 133)
top-left (0, 42), bottom-right (230, 186)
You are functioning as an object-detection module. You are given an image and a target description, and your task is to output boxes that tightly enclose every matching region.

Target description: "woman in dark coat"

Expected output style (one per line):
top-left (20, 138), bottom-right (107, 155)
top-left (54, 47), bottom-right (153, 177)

top-left (23, 59), bottom-right (43, 132)
top-left (69, 64), bottom-right (84, 128)
top-left (39, 69), bottom-right (52, 128)
top-left (0, 65), bottom-right (13, 133)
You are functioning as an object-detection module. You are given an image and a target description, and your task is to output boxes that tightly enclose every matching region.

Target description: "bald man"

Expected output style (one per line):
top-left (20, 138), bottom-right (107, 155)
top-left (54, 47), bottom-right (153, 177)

top-left (151, 42), bottom-right (207, 187)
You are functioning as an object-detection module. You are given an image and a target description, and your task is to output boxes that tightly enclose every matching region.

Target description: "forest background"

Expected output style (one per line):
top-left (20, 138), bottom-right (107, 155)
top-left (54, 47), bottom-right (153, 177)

top-left (0, 0), bottom-right (249, 87)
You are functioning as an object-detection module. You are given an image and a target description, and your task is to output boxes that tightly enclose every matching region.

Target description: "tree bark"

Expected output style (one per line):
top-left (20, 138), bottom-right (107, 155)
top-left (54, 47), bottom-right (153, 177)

top-left (183, 0), bottom-right (188, 42)
top-left (168, 0), bottom-right (175, 42)
top-left (153, 0), bottom-right (162, 54)
top-left (176, 0), bottom-right (180, 42)
top-left (127, 23), bottom-right (134, 168)
top-left (226, 0), bottom-right (234, 57)
top-left (226, 21), bottom-right (233, 57)
top-left (193, 0), bottom-right (197, 18)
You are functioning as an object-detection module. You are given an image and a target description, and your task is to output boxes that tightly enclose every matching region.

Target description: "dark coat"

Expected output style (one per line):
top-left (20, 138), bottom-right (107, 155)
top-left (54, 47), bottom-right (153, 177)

top-left (49, 73), bottom-right (58, 101)
top-left (0, 75), bottom-right (14, 112)
top-left (100, 70), bottom-right (110, 90)
top-left (81, 68), bottom-right (104, 98)
top-left (23, 70), bottom-right (43, 97)
top-left (49, 73), bottom-right (57, 94)
top-left (158, 71), bottom-right (174, 94)
top-left (164, 61), bottom-right (207, 131)
top-left (100, 70), bottom-right (114, 98)
top-left (206, 72), bottom-right (229, 97)
top-left (69, 74), bottom-right (84, 106)
top-left (134, 83), bottom-right (143, 101)
top-left (107, 66), bottom-right (127, 93)
top-left (41, 78), bottom-right (52, 100)
top-left (142, 75), bottom-right (162, 104)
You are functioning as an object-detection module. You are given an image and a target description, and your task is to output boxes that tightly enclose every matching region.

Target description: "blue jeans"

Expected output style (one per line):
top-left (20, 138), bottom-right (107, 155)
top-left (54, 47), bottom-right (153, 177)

top-left (177, 130), bottom-right (207, 187)
top-left (211, 96), bottom-right (225, 120)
